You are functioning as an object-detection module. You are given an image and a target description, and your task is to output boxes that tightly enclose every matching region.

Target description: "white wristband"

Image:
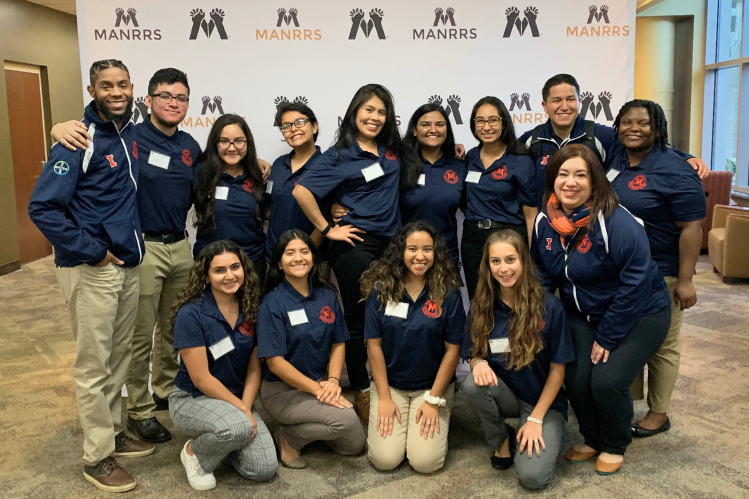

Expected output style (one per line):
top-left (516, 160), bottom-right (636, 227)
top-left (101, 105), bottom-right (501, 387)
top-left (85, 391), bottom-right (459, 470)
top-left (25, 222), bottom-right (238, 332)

top-left (527, 416), bottom-right (543, 425)
top-left (423, 391), bottom-right (446, 407)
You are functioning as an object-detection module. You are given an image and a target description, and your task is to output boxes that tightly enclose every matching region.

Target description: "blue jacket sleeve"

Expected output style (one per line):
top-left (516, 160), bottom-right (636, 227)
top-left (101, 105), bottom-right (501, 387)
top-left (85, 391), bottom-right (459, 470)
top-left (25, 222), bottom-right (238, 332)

top-left (518, 129), bottom-right (532, 144)
top-left (28, 143), bottom-right (108, 265)
top-left (594, 124), bottom-right (620, 168)
top-left (531, 213), bottom-right (556, 293)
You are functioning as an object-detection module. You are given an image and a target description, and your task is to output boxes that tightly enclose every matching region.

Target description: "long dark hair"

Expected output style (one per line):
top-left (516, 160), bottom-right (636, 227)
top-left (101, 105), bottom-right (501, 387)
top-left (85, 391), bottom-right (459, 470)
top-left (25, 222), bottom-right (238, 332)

top-left (334, 83), bottom-right (421, 188)
top-left (264, 230), bottom-right (334, 296)
top-left (469, 96), bottom-right (528, 156)
top-left (193, 114), bottom-right (268, 232)
top-left (613, 99), bottom-right (669, 151)
top-left (402, 102), bottom-right (457, 167)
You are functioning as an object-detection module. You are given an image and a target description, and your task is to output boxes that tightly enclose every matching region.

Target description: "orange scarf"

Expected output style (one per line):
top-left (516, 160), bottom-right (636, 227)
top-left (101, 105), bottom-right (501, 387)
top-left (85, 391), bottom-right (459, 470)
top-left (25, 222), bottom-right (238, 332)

top-left (546, 193), bottom-right (591, 237)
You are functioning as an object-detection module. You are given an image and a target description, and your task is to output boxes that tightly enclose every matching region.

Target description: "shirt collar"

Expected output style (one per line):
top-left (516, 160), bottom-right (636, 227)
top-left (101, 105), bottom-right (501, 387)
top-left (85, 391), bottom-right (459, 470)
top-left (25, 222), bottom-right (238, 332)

top-left (620, 146), bottom-right (661, 171)
top-left (198, 289), bottom-right (244, 326)
top-left (143, 114), bottom-right (179, 143)
top-left (421, 153), bottom-right (446, 167)
top-left (279, 279), bottom-right (316, 304)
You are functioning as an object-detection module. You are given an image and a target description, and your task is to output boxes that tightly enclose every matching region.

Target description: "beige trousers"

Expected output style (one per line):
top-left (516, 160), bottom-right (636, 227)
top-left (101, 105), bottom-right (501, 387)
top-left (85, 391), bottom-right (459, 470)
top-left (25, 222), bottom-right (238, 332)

top-left (631, 276), bottom-right (684, 412)
top-left (126, 239), bottom-right (192, 419)
top-left (367, 382), bottom-right (454, 474)
top-left (56, 263), bottom-right (139, 465)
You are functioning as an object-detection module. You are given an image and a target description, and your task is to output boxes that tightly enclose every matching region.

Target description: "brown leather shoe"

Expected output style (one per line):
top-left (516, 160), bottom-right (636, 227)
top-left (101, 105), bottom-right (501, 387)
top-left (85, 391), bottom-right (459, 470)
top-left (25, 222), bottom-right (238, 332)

top-left (565, 447), bottom-right (600, 462)
top-left (83, 457), bottom-right (136, 492)
top-left (595, 456), bottom-right (624, 475)
top-left (113, 431), bottom-right (156, 458)
top-left (354, 390), bottom-right (370, 424)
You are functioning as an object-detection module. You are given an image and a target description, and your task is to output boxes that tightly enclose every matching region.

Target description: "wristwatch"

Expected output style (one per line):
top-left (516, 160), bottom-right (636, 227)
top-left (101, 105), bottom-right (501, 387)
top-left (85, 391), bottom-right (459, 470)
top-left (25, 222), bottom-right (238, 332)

top-left (423, 391), bottom-right (446, 407)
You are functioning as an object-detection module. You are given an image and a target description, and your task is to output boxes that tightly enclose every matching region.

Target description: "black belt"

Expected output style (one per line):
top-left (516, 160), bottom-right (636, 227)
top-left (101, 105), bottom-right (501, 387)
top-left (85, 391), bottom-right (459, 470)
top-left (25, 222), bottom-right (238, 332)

top-left (473, 219), bottom-right (504, 230)
top-left (143, 231), bottom-right (187, 244)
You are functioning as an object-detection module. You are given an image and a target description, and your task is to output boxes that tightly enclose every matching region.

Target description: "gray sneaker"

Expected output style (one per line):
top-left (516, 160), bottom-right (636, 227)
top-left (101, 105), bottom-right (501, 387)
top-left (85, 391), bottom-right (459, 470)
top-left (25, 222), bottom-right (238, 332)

top-left (83, 457), bottom-right (136, 493)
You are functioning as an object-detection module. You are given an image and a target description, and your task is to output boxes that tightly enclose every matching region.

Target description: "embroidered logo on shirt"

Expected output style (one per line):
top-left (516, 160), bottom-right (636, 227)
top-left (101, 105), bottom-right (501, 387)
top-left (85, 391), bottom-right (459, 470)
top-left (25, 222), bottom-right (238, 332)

top-left (422, 299), bottom-right (442, 318)
top-left (539, 319), bottom-right (546, 331)
top-left (320, 306), bottom-right (335, 324)
top-left (243, 178), bottom-right (254, 193)
top-left (385, 150), bottom-right (397, 160)
top-left (546, 237), bottom-right (552, 250)
top-left (106, 155), bottom-right (118, 168)
top-left (540, 155), bottom-right (549, 165)
top-left (238, 321), bottom-right (255, 336)
top-left (444, 170), bottom-right (459, 184)
top-left (577, 234), bottom-right (592, 253)
top-left (491, 166), bottom-right (508, 180)
top-left (132, 141), bottom-right (138, 159)
top-left (628, 174), bottom-right (647, 190)
top-left (182, 149), bottom-right (193, 166)
top-left (53, 161), bottom-right (70, 175)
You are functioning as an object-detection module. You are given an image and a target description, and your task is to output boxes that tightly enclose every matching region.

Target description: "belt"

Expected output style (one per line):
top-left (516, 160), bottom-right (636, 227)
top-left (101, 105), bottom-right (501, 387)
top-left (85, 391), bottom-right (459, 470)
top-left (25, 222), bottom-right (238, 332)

top-left (143, 231), bottom-right (187, 244)
top-left (474, 219), bottom-right (504, 230)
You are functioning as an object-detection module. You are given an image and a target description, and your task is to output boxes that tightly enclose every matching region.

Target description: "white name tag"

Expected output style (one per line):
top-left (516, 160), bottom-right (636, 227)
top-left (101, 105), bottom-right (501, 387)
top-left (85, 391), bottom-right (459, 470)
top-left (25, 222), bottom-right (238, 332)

top-left (418, 174), bottom-right (426, 186)
top-left (466, 171), bottom-right (482, 183)
top-left (361, 163), bottom-right (385, 182)
top-left (209, 336), bottom-right (235, 360)
top-left (288, 309), bottom-right (309, 326)
top-left (384, 302), bottom-right (409, 319)
top-left (266, 180), bottom-right (273, 194)
top-left (489, 338), bottom-right (510, 354)
top-left (215, 186), bottom-right (229, 201)
top-left (606, 169), bottom-right (621, 182)
top-left (148, 151), bottom-right (171, 170)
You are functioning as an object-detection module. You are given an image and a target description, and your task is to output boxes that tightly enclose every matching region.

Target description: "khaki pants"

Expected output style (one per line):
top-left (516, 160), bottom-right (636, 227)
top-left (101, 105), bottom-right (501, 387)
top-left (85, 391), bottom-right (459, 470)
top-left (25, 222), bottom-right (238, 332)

top-left (56, 264), bottom-right (140, 465)
top-left (126, 239), bottom-right (192, 419)
top-left (367, 382), bottom-right (454, 474)
top-left (631, 276), bottom-right (684, 412)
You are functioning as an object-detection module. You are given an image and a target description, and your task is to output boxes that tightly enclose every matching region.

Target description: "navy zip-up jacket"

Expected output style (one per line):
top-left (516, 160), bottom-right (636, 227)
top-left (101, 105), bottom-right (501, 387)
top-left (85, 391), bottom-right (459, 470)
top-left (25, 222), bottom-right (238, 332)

top-left (531, 206), bottom-right (670, 351)
top-left (28, 101), bottom-right (145, 267)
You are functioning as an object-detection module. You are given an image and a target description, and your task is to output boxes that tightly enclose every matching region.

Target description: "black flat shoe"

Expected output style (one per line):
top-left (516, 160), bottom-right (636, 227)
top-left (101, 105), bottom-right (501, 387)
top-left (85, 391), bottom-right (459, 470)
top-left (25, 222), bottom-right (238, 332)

top-left (490, 425), bottom-right (516, 470)
top-left (631, 416), bottom-right (671, 438)
top-left (152, 394), bottom-right (169, 412)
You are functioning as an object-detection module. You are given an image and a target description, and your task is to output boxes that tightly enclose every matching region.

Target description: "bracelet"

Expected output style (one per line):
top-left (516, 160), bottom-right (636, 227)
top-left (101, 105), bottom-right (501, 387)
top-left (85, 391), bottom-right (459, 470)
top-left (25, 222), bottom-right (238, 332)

top-left (471, 359), bottom-right (488, 371)
top-left (328, 376), bottom-right (339, 382)
top-left (527, 416), bottom-right (543, 425)
top-left (321, 223), bottom-right (333, 236)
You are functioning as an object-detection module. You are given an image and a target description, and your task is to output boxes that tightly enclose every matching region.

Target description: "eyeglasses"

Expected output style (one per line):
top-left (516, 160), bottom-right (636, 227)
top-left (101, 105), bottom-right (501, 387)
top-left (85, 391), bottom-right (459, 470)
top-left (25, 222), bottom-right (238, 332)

top-left (474, 117), bottom-right (502, 128)
top-left (151, 92), bottom-right (189, 105)
top-left (217, 138), bottom-right (247, 150)
top-left (279, 118), bottom-right (310, 133)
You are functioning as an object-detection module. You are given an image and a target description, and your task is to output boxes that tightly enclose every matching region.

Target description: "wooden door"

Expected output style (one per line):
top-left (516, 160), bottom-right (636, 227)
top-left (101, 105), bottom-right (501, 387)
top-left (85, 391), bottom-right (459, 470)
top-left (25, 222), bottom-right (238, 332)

top-left (4, 63), bottom-right (52, 263)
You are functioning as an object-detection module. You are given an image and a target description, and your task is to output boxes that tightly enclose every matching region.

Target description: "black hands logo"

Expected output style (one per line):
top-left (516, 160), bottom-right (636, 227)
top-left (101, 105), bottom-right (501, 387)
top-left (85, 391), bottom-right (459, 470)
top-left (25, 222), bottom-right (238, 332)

top-left (132, 97), bottom-right (149, 124)
top-left (586, 5), bottom-right (610, 24)
top-left (115, 8), bottom-right (139, 27)
top-left (274, 96), bottom-right (308, 111)
top-left (509, 93), bottom-right (532, 111)
top-left (348, 8), bottom-right (386, 39)
top-left (579, 91), bottom-right (614, 121)
top-left (432, 7), bottom-right (456, 26)
top-left (427, 95), bottom-right (463, 124)
top-left (502, 6), bottom-right (540, 38)
top-left (200, 96), bottom-right (225, 115)
top-left (275, 8), bottom-right (300, 27)
top-left (189, 9), bottom-right (228, 39)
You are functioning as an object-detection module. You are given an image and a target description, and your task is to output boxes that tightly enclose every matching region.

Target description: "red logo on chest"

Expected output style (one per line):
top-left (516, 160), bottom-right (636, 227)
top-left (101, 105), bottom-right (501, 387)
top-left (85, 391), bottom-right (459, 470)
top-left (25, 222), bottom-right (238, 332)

top-left (540, 155), bottom-right (549, 165)
top-left (385, 151), bottom-right (397, 160)
top-left (320, 306), bottom-right (335, 324)
top-left (422, 299), bottom-right (441, 318)
top-left (443, 170), bottom-right (459, 184)
top-left (243, 179), bottom-right (254, 193)
top-left (106, 155), bottom-right (117, 168)
top-left (492, 166), bottom-right (508, 180)
top-left (628, 174), bottom-right (647, 190)
top-left (577, 234), bottom-right (592, 253)
top-left (132, 141), bottom-right (138, 159)
top-left (238, 321), bottom-right (255, 337)
top-left (539, 319), bottom-right (546, 331)
top-left (546, 238), bottom-right (552, 250)
top-left (182, 149), bottom-right (193, 166)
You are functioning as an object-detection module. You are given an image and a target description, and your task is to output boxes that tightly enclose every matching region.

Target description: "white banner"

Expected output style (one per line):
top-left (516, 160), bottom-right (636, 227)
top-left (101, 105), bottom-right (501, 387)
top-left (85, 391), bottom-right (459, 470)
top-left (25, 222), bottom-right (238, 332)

top-left (76, 0), bottom-right (635, 158)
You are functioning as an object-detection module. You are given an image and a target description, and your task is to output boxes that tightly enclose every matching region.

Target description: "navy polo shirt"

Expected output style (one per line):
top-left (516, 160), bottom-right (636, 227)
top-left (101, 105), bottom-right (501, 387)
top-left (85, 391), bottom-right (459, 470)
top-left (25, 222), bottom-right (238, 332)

top-left (133, 119), bottom-right (202, 234)
top-left (464, 147), bottom-right (537, 225)
top-left (256, 281), bottom-right (349, 382)
top-left (608, 148), bottom-right (707, 278)
top-left (173, 290), bottom-right (258, 398)
top-left (400, 154), bottom-right (466, 264)
top-left (193, 166), bottom-right (266, 261)
top-left (462, 293), bottom-right (574, 418)
top-left (265, 148), bottom-right (322, 260)
top-left (364, 287), bottom-right (465, 392)
top-left (298, 143), bottom-right (401, 237)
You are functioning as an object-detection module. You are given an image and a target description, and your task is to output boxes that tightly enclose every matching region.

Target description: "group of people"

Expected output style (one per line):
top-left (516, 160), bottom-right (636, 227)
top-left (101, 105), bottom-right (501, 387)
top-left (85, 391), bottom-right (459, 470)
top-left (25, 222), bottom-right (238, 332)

top-left (28, 59), bottom-right (708, 493)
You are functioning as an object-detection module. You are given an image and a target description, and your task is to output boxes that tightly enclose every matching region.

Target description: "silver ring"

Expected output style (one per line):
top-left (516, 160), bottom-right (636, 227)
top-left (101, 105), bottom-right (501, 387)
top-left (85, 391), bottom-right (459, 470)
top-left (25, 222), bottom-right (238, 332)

top-left (426, 420), bottom-right (432, 425)
top-left (380, 417), bottom-right (386, 422)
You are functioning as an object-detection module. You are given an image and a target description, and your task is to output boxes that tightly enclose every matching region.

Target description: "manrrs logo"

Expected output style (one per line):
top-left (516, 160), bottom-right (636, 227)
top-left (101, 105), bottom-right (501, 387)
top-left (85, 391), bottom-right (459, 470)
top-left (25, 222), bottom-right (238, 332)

top-left (427, 95), bottom-right (463, 125)
top-left (257, 8), bottom-right (322, 40)
top-left (509, 92), bottom-right (547, 124)
top-left (274, 96), bottom-right (309, 111)
top-left (568, 5), bottom-right (629, 37)
top-left (579, 91), bottom-right (614, 121)
top-left (189, 9), bottom-right (228, 40)
top-left (414, 7), bottom-right (477, 40)
top-left (94, 8), bottom-right (162, 41)
top-left (502, 6), bottom-right (540, 38)
top-left (133, 96), bottom-right (149, 124)
top-left (587, 5), bottom-right (610, 24)
top-left (200, 96), bottom-right (225, 115)
top-left (182, 96), bottom-right (234, 128)
top-left (348, 8), bottom-right (386, 39)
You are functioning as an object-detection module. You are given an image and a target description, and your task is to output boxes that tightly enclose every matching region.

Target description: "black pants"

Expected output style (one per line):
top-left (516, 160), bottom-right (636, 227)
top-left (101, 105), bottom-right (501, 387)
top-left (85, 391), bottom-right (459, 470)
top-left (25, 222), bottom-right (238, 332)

top-left (460, 220), bottom-right (527, 300)
top-left (327, 232), bottom-right (390, 391)
top-left (565, 306), bottom-right (670, 455)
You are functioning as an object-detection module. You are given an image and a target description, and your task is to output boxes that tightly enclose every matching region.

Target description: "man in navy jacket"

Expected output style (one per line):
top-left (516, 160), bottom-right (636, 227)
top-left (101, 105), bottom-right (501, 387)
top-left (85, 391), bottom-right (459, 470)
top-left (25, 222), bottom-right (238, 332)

top-left (28, 59), bottom-right (152, 493)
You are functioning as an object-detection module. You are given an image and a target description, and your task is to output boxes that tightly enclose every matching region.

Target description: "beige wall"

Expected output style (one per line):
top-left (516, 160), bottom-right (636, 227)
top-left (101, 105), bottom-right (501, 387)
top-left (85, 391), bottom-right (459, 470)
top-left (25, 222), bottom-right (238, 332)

top-left (0, 0), bottom-right (83, 270)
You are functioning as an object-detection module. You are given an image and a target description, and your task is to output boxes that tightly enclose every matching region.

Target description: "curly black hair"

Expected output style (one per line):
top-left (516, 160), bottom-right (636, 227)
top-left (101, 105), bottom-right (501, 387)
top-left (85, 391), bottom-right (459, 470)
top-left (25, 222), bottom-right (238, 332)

top-left (613, 99), bottom-right (669, 151)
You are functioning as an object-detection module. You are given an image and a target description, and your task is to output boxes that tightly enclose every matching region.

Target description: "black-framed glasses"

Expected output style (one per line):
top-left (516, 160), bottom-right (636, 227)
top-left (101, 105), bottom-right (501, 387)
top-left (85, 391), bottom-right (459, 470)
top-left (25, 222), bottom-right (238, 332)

top-left (151, 92), bottom-right (189, 105)
top-left (474, 117), bottom-right (502, 128)
top-left (279, 118), bottom-right (310, 133)
top-left (217, 138), bottom-right (247, 150)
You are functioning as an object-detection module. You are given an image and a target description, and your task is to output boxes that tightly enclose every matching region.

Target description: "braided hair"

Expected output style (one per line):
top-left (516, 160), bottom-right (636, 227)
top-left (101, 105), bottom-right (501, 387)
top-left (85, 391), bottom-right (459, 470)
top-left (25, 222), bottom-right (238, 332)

top-left (89, 59), bottom-right (130, 86)
top-left (613, 99), bottom-right (669, 151)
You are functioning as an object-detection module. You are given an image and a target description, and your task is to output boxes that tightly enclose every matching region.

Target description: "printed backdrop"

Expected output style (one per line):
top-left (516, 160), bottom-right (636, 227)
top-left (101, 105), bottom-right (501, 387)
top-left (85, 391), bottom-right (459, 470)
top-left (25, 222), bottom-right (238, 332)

top-left (75, 0), bottom-right (636, 158)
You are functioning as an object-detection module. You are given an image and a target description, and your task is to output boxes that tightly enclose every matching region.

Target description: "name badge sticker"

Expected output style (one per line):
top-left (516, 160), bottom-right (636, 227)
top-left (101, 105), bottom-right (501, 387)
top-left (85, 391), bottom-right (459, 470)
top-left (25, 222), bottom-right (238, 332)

top-left (417, 174), bottom-right (426, 186)
top-left (606, 169), bottom-right (621, 182)
top-left (384, 302), bottom-right (409, 319)
top-left (288, 309), bottom-right (309, 326)
top-left (361, 163), bottom-right (385, 182)
top-left (466, 171), bottom-right (482, 184)
top-left (148, 151), bottom-right (171, 170)
top-left (266, 180), bottom-right (273, 194)
top-left (489, 338), bottom-right (510, 354)
top-left (209, 336), bottom-right (235, 360)
top-left (215, 186), bottom-right (229, 201)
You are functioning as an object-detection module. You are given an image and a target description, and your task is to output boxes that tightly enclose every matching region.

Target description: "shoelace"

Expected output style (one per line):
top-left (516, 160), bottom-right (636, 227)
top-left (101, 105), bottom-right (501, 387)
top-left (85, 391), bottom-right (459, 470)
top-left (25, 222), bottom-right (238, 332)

top-left (186, 451), bottom-right (208, 476)
top-left (101, 457), bottom-right (122, 474)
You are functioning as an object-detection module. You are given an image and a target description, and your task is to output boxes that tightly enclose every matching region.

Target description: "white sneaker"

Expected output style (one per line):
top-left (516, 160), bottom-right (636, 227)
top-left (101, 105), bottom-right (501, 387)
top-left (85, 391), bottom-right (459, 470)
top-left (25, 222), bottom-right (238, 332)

top-left (180, 440), bottom-right (216, 491)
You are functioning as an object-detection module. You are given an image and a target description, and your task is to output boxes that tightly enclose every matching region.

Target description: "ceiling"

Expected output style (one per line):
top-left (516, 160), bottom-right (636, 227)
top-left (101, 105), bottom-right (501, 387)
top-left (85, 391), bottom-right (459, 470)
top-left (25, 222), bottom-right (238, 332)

top-left (25, 0), bottom-right (76, 16)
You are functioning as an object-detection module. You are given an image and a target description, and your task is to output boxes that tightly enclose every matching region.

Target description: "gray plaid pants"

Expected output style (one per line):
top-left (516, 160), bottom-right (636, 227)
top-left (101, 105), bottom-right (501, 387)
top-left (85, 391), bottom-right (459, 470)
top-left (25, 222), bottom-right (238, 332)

top-left (170, 386), bottom-right (277, 481)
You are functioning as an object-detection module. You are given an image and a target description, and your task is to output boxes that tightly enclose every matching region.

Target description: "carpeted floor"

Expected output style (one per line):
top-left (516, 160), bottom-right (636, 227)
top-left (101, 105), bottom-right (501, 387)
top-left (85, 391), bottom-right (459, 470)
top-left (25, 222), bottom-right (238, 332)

top-left (1, 255), bottom-right (748, 498)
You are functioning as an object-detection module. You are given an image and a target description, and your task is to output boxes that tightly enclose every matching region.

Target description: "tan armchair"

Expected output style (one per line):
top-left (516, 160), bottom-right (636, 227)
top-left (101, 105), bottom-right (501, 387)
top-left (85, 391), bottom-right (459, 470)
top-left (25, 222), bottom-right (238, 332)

top-left (708, 204), bottom-right (749, 283)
